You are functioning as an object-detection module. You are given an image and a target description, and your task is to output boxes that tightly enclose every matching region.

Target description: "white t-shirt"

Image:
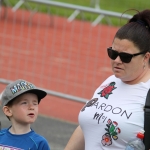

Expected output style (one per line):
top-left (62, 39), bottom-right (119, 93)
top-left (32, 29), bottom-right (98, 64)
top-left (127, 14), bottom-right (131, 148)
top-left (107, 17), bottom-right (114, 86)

top-left (78, 75), bottom-right (150, 150)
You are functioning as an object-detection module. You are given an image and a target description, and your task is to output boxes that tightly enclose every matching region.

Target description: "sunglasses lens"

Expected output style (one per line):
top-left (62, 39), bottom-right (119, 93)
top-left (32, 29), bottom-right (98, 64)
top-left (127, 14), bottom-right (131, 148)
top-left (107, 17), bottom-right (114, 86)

top-left (107, 47), bottom-right (133, 63)
top-left (120, 53), bottom-right (132, 63)
top-left (107, 48), bottom-right (118, 60)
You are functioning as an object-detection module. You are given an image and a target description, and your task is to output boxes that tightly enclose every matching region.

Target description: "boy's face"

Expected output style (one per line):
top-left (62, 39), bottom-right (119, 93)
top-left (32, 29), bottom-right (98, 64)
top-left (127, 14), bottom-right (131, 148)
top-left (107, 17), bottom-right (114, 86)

top-left (6, 93), bottom-right (39, 125)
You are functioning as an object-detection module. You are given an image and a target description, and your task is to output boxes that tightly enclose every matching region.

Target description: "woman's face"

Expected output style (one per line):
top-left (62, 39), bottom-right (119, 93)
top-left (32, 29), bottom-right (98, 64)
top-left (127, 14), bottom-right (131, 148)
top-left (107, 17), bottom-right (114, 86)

top-left (110, 38), bottom-right (146, 83)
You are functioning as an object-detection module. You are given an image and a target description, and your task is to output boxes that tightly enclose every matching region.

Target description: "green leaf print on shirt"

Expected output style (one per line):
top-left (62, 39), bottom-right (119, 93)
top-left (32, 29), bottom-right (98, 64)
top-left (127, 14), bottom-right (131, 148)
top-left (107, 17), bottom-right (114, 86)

top-left (101, 119), bottom-right (121, 146)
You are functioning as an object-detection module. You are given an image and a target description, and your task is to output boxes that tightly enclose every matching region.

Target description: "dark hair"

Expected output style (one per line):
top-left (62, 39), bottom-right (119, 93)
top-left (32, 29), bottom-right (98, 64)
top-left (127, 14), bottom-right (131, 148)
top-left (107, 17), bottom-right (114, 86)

top-left (115, 9), bottom-right (150, 54)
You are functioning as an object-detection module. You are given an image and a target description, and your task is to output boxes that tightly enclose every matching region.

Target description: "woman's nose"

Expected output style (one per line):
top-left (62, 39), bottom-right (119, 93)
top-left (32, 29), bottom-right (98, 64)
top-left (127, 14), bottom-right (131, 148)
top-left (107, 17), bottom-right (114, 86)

top-left (114, 56), bottom-right (122, 63)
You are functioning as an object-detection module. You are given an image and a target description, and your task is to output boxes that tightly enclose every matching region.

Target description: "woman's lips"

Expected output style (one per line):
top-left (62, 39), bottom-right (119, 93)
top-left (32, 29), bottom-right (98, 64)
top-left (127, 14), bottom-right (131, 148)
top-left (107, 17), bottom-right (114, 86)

top-left (113, 67), bottom-right (123, 71)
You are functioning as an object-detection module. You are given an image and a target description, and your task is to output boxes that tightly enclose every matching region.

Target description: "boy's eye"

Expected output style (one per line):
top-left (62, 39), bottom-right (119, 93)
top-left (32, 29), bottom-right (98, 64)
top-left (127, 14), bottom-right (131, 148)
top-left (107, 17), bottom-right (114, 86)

top-left (33, 102), bottom-right (38, 105)
top-left (21, 102), bottom-right (27, 104)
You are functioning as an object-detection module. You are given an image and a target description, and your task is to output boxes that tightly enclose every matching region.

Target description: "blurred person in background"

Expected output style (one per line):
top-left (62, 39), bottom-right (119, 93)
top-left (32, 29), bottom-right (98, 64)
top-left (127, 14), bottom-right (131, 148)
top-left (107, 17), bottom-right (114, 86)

top-left (64, 9), bottom-right (150, 150)
top-left (0, 79), bottom-right (50, 150)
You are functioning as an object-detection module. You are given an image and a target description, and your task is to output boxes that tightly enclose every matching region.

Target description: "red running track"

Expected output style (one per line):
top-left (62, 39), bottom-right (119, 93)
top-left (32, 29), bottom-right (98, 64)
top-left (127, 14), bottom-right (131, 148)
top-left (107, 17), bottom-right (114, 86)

top-left (0, 7), bottom-right (118, 123)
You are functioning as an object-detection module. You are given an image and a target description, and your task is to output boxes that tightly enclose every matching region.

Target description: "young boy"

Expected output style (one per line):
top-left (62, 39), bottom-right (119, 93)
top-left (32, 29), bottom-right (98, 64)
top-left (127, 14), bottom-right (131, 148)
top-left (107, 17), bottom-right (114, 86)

top-left (0, 79), bottom-right (50, 150)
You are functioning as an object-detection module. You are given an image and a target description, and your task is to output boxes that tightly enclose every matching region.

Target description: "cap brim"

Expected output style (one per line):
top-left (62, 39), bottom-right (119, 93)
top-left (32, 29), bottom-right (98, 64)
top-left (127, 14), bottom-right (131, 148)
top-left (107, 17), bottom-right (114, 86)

top-left (24, 89), bottom-right (47, 103)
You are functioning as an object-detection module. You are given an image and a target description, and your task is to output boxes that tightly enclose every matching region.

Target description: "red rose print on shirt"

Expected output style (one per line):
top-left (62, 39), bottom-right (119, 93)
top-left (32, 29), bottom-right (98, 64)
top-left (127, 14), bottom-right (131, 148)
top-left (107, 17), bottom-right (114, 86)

top-left (98, 82), bottom-right (117, 99)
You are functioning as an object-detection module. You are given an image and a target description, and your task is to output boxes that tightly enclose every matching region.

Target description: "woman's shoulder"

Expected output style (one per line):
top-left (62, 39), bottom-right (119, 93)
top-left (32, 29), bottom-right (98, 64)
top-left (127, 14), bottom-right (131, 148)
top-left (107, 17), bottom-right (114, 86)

top-left (94, 75), bottom-right (119, 91)
top-left (101, 75), bottom-right (119, 84)
top-left (105, 74), bottom-right (117, 80)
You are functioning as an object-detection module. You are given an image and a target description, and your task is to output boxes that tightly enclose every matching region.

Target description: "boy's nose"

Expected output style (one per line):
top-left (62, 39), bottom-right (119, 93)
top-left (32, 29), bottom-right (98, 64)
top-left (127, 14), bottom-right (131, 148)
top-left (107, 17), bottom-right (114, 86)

top-left (28, 104), bottom-right (34, 109)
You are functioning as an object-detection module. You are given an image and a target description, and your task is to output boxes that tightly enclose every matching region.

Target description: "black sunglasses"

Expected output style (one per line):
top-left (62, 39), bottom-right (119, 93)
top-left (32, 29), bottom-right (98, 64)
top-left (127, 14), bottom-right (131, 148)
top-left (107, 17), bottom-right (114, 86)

top-left (107, 47), bottom-right (145, 63)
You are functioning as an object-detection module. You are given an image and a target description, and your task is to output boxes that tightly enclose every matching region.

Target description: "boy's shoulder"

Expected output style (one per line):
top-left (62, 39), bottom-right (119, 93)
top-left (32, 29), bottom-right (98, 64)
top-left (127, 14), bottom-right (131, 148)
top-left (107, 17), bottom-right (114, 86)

top-left (30, 130), bottom-right (50, 149)
top-left (0, 128), bottom-right (8, 135)
top-left (30, 130), bottom-right (48, 142)
top-left (0, 128), bottom-right (47, 142)
top-left (0, 128), bottom-right (7, 133)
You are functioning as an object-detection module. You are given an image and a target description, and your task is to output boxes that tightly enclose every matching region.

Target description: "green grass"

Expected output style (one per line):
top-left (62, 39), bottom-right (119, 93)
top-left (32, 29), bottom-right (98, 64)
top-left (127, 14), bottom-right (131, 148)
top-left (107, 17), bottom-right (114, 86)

top-left (3, 0), bottom-right (150, 26)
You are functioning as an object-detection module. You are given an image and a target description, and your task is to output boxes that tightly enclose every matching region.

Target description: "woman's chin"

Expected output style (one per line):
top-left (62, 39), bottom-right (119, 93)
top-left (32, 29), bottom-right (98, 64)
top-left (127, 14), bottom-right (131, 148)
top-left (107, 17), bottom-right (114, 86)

top-left (114, 73), bottom-right (122, 79)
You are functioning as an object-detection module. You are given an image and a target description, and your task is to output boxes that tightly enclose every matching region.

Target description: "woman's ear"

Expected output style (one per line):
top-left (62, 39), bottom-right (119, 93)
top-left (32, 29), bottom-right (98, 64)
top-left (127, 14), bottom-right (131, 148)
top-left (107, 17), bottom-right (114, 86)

top-left (2, 106), bottom-right (12, 117)
top-left (144, 52), bottom-right (150, 62)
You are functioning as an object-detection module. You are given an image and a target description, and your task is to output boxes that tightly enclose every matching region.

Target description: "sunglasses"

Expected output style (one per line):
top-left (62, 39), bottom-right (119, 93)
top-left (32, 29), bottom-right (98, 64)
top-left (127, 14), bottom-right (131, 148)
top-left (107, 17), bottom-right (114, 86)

top-left (107, 47), bottom-right (145, 63)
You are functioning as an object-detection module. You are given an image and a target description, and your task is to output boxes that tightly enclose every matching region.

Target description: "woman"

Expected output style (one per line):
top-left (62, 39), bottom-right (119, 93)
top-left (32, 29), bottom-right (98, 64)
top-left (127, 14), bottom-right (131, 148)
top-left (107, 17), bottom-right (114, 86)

top-left (64, 9), bottom-right (150, 150)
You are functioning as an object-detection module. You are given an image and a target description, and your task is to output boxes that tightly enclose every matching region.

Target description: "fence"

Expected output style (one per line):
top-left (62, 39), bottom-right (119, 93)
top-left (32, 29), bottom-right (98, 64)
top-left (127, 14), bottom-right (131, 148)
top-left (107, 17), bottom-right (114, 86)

top-left (0, 0), bottom-right (148, 122)
top-left (0, 0), bottom-right (134, 101)
top-left (0, 0), bottom-right (134, 102)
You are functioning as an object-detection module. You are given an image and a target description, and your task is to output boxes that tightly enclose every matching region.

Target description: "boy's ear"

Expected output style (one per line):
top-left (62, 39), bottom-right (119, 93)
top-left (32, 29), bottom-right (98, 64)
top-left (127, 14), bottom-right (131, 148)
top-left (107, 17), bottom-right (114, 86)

top-left (2, 106), bottom-right (12, 117)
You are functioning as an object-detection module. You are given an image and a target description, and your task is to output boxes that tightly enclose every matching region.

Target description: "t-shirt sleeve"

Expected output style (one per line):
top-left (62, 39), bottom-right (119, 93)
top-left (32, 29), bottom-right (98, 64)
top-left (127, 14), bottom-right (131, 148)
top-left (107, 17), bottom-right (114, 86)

top-left (38, 138), bottom-right (50, 150)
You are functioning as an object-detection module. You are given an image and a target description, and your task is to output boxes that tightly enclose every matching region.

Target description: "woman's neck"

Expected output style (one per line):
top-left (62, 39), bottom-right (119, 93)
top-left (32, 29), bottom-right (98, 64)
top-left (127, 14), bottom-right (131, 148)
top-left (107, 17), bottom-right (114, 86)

top-left (123, 69), bottom-right (150, 85)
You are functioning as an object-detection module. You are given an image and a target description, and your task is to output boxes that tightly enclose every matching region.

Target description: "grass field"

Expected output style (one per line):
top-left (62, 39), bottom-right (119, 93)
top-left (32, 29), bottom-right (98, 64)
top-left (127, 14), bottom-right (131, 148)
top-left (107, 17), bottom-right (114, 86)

top-left (4, 0), bottom-right (150, 26)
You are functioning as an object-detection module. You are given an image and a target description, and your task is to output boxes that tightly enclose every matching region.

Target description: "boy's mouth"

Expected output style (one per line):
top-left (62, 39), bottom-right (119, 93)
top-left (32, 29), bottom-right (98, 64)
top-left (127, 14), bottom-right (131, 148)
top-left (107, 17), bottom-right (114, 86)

top-left (28, 113), bottom-right (35, 117)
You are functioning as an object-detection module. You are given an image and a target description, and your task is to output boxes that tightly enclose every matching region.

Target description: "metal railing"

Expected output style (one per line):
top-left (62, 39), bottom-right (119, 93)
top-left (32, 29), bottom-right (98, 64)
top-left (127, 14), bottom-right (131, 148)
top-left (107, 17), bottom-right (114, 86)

top-left (0, 0), bottom-right (132, 103)
top-left (0, 78), bottom-right (88, 103)
top-left (1, 0), bottom-right (132, 26)
top-left (25, 0), bottom-right (132, 19)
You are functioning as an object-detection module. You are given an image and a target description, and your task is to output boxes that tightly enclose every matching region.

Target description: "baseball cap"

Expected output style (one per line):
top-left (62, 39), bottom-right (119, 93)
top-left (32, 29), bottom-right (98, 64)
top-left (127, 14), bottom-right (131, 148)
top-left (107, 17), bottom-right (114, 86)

top-left (1, 79), bottom-right (47, 107)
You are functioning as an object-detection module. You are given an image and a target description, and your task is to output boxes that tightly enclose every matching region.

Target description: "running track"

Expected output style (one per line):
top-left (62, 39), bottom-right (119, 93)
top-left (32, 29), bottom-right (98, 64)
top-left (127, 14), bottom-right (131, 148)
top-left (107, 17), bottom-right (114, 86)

top-left (0, 7), bottom-right (118, 123)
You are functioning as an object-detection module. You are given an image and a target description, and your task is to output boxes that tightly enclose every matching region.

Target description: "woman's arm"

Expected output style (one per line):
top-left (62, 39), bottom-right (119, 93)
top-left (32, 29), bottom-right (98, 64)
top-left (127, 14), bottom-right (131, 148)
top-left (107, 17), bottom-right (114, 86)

top-left (64, 125), bottom-right (85, 150)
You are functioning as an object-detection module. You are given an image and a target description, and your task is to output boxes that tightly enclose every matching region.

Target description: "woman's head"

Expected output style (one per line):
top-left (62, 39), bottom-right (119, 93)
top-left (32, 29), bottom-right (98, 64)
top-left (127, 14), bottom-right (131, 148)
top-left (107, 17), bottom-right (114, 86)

top-left (108, 9), bottom-right (150, 84)
top-left (115, 9), bottom-right (150, 55)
